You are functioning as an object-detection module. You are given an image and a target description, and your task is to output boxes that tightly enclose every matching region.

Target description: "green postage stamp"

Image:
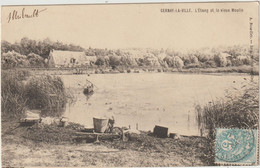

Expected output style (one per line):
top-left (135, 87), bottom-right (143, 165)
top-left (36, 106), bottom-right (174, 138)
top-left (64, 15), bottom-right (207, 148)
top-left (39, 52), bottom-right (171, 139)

top-left (215, 128), bottom-right (258, 165)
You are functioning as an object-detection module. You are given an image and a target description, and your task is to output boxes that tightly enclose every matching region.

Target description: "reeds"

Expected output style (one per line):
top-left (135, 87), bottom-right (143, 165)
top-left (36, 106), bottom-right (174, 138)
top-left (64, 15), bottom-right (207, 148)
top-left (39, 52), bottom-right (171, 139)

top-left (195, 80), bottom-right (259, 164)
top-left (196, 80), bottom-right (258, 138)
top-left (1, 70), bottom-right (30, 118)
top-left (25, 75), bottom-right (67, 113)
top-left (1, 70), bottom-right (73, 119)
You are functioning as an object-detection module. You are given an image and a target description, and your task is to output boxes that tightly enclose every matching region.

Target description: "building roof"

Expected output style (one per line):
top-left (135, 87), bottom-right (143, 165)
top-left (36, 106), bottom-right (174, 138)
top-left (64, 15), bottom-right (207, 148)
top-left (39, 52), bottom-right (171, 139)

top-left (50, 49), bottom-right (86, 65)
top-left (220, 52), bottom-right (231, 58)
top-left (85, 55), bottom-right (97, 62)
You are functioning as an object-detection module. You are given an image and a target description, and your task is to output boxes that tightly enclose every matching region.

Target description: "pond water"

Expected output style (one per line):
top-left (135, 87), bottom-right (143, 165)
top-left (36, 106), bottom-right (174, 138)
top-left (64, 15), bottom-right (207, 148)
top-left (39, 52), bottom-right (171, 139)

top-left (60, 73), bottom-right (253, 136)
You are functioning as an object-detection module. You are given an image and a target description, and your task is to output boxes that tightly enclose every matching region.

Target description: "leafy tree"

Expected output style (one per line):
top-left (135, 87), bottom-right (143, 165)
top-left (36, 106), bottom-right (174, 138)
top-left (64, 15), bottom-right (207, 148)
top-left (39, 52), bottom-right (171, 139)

top-left (1, 40), bottom-right (12, 54)
top-left (173, 56), bottom-right (184, 70)
top-left (1, 51), bottom-right (29, 69)
top-left (204, 60), bottom-right (217, 68)
top-left (27, 53), bottom-right (45, 68)
top-left (163, 56), bottom-right (174, 67)
top-left (214, 53), bottom-right (227, 67)
top-left (109, 56), bottom-right (121, 69)
top-left (1, 37), bottom-right (85, 60)
top-left (95, 57), bottom-right (106, 66)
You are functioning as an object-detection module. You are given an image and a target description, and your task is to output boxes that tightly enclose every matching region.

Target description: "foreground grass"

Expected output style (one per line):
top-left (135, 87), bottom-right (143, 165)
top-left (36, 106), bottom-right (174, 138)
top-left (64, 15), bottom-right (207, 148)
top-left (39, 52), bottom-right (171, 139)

top-left (2, 120), bottom-right (211, 167)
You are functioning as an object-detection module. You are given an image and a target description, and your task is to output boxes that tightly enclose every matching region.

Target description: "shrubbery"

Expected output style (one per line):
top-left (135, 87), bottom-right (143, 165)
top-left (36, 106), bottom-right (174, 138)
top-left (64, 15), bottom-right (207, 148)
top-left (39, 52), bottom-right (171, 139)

top-left (1, 51), bottom-right (45, 69)
top-left (27, 53), bottom-right (45, 68)
top-left (1, 51), bottom-right (29, 69)
top-left (90, 46), bottom-right (258, 71)
top-left (1, 37), bottom-right (84, 59)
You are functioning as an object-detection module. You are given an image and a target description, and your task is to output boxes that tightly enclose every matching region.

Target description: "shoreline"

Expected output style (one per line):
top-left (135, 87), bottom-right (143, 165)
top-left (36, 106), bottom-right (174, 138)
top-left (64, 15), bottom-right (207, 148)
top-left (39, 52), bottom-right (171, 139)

top-left (5, 65), bottom-right (259, 76)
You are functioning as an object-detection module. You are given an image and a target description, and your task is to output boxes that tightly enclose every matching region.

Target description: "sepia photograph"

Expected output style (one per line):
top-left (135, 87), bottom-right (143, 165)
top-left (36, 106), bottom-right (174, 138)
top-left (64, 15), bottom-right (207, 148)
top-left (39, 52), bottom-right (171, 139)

top-left (1, 1), bottom-right (259, 167)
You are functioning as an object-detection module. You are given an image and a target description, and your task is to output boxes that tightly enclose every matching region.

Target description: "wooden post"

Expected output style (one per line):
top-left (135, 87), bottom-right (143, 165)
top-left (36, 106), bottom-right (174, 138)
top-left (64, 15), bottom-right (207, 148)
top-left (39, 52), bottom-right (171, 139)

top-left (187, 111), bottom-right (190, 130)
top-left (95, 134), bottom-right (99, 142)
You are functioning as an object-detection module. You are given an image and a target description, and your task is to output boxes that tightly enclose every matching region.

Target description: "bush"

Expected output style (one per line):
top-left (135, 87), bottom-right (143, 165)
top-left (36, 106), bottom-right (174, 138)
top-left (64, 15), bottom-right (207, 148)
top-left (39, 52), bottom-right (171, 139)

top-left (27, 53), bottom-right (45, 68)
top-left (231, 59), bottom-right (244, 66)
top-left (109, 55), bottom-right (121, 69)
top-left (1, 51), bottom-right (29, 69)
top-left (201, 60), bottom-right (217, 68)
top-left (213, 53), bottom-right (227, 67)
top-left (184, 63), bottom-right (201, 69)
top-left (163, 56), bottom-right (174, 67)
top-left (95, 56), bottom-right (106, 66)
top-left (189, 55), bottom-right (199, 64)
top-left (173, 56), bottom-right (184, 70)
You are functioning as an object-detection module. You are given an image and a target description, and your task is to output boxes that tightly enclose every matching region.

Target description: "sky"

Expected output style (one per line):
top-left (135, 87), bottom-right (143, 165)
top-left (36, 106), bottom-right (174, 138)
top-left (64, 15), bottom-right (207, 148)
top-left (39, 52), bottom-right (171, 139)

top-left (1, 2), bottom-right (259, 50)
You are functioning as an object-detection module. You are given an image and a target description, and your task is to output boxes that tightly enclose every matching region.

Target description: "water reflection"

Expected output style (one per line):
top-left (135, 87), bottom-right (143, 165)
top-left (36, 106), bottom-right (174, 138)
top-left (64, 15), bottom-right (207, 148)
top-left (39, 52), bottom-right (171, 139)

top-left (84, 92), bottom-right (94, 101)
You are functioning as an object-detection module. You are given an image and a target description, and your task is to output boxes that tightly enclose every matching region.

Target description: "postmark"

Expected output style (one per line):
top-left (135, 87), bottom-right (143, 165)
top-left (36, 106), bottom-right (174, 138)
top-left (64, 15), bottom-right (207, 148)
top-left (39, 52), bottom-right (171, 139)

top-left (215, 128), bottom-right (258, 165)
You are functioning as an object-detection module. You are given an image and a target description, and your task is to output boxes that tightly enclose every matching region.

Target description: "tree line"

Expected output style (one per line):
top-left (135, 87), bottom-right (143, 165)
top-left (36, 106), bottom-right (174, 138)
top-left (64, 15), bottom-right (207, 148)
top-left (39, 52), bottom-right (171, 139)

top-left (1, 37), bottom-right (259, 70)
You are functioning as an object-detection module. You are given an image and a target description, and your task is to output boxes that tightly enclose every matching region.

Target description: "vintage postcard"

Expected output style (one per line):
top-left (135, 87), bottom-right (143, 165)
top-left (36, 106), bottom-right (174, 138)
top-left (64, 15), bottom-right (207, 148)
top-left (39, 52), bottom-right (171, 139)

top-left (1, 1), bottom-right (259, 167)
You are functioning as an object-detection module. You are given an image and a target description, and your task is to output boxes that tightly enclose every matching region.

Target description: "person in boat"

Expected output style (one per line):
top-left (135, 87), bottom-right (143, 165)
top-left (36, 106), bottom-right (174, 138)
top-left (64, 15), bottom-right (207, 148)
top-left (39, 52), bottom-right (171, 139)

top-left (84, 82), bottom-right (94, 94)
top-left (86, 82), bottom-right (93, 89)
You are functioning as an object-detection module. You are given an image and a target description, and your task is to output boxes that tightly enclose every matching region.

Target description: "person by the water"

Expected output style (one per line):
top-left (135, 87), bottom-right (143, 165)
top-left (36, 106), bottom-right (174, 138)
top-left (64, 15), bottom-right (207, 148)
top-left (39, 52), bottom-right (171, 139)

top-left (106, 116), bottom-right (115, 133)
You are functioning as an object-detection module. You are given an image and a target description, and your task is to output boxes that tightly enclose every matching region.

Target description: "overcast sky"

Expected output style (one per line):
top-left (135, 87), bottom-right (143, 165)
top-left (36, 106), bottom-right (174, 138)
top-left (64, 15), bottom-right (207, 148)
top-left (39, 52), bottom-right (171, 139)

top-left (1, 2), bottom-right (258, 50)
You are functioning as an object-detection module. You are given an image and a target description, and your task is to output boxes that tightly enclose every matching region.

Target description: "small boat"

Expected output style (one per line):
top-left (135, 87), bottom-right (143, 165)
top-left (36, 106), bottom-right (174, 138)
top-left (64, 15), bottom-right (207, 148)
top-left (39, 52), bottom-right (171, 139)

top-left (83, 84), bottom-right (94, 95)
top-left (83, 79), bottom-right (97, 95)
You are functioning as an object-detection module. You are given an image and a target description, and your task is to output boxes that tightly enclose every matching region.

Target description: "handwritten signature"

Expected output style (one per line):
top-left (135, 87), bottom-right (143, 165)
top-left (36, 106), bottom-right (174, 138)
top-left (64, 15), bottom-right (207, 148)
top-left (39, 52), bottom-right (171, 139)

top-left (7, 8), bottom-right (47, 23)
